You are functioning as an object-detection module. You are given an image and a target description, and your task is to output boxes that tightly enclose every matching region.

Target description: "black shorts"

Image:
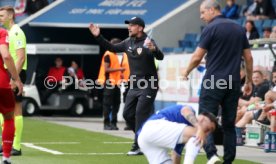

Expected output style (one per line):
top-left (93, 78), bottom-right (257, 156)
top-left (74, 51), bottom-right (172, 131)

top-left (252, 109), bottom-right (262, 120)
top-left (14, 70), bottom-right (26, 102)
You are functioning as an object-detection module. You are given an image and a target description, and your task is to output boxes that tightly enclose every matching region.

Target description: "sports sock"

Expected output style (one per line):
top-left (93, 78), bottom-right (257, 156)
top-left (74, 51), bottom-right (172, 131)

top-left (183, 137), bottom-right (200, 164)
top-left (2, 156), bottom-right (11, 162)
top-left (2, 119), bottom-right (15, 158)
top-left (0, 114), bottom-right (4, 130)
top-left (13, 116), bottom-right (23, 150)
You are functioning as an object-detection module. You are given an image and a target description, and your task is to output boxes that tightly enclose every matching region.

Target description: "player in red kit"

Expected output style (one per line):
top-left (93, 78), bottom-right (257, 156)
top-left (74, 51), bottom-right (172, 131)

top-left (0, 27), bottom-right (23, 164)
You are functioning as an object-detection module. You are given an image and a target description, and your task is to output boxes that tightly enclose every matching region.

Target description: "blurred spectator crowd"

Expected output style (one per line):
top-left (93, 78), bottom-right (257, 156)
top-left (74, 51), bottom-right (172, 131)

top-left (163, 0), bottom-right (276, 54)
top-left (0, 0), bottom-right (56, 22)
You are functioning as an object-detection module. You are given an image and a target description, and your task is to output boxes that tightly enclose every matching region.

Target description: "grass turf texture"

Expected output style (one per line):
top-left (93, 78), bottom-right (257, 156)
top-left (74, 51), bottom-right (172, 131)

top-left (7, 118), bottom-right (257, 164)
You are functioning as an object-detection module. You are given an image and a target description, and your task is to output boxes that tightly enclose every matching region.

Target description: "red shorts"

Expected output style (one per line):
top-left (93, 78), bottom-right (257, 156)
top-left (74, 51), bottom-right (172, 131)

top-left (0, 89), bottom-right (15, 114)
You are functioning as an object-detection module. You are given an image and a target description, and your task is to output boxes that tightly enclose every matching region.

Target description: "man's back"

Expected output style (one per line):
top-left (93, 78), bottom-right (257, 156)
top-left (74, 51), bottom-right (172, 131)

top-left (199, 16), bottom-right (249, 81)
top-left (148, 105), bottom-right (193, 126)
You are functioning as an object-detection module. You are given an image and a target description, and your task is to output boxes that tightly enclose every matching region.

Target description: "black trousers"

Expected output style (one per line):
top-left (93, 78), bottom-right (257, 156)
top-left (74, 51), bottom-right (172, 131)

top-left (103, 86), bottom-right (121, 125)
top-left (123, 87), bottom-right (158, 144)
top-left (199, 82), bottom-right (240, 164)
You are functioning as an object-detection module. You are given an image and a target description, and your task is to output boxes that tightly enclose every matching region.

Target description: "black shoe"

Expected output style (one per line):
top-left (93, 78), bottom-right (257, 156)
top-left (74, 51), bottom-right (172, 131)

top-left (104, 124), bottom-right (112, 130)
top-left (124, 126), bottom-right (132, 131)
top-left (0, 145), bottom-right (2, 153)
top-left (11, 148), bottom-right (22, 156)
top-left (110, 124), bottom-right (119, 130)
top-left (2, 160), bottom-right (11, 164)
top-left (256, 119), bottom-right (270, 126)
top-left (127, 143), bottom-right (143, 156)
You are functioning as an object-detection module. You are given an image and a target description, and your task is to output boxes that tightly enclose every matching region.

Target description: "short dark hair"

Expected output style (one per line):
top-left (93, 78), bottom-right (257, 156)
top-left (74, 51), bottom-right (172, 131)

top-left (263, 27), bottom-right (272, 32)
top-left (0, 6), bottom-right (15, 21)
top-left (272, 66), bottom-right (276, 73)
top-left (200, 112), bottom-right (218, 130)
top-left (110, 38), bottom-right (121, 44)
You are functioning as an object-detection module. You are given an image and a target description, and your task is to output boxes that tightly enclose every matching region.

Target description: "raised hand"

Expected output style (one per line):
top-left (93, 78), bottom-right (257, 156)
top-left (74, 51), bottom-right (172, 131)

top-left (89, 23), bottom-right (100, 37)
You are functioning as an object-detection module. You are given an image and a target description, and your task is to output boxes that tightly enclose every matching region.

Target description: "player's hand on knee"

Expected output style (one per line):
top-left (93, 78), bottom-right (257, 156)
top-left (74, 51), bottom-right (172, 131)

top-left (195, 127), bottom-right (205, 147)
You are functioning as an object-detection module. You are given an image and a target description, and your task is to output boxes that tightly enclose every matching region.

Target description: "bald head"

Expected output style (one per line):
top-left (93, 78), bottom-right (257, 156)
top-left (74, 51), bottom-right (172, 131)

top-left (200, 0), bottom-right (221, 23)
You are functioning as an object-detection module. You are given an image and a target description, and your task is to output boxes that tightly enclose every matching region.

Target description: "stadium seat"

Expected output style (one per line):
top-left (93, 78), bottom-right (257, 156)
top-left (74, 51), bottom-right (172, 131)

top-left (254, 20), bottom-right (263, 29)
top-left (48, 0), bottom-right (55, 3)
top-left (162, 47), bottom-right (174, 53)
top-left (196, 34), bottom-right (200, 44)
top-left (179, 33), bottom-right (198, 53)
top-left (184, 47), bottom-right (196, 53)
top-left (183, 33), bottom-right (197, 42)
top-left (247, 0), bottom-right (253, 5)
top-left (272, 20), bottom-right (276, 27)
top-left (257, 28), bottom-right (263, 37)
top-left (235, 17), bottom-right (245, 26)
top-left (273, 0), bottom-right (276, 9)
top-left (0, 0), bottom-right (15, 6)
top-left (239, 5), bottom-right (247, 18)
top-left (173, 47), bottom-right (184, 54)
top-left (262, 19), bottom-right (273, 28)
top-left (178, 40), bottom-right (186, 48)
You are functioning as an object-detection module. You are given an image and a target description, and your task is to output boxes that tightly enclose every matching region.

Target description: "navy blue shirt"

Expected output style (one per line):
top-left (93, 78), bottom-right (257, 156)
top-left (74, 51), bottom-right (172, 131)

top-left (199, 15), bottom-right (250, 81)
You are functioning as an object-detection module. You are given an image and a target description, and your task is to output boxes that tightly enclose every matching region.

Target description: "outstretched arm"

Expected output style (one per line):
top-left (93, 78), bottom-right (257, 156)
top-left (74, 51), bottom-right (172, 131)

top-left (89, 23), bottom-right (126, 52)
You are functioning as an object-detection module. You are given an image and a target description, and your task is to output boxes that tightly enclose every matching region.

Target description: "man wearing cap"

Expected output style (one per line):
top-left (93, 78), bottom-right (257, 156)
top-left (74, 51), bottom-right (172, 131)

top-left (89, 17), bottom-right (164, 155)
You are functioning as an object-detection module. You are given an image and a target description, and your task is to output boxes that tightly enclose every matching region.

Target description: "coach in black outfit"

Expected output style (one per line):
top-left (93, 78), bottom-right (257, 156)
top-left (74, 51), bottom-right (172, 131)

top-left (183, 1), bottom-right (253, 164)
top-left (89, 17), bottom-right (164, 155)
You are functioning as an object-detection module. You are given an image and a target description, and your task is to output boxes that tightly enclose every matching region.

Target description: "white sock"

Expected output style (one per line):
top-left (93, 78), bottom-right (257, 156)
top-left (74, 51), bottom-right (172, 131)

top-left (183, 137), bottom-right (200, 164)
top-left (2, 156), bottom-right (11, 162)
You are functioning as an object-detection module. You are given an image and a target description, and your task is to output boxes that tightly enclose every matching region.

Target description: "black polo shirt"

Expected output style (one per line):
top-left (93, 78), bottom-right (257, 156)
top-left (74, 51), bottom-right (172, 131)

top-left (252, 80), bottom-right (270, 100)
top-left (199, 15), bottom-right (250, 81)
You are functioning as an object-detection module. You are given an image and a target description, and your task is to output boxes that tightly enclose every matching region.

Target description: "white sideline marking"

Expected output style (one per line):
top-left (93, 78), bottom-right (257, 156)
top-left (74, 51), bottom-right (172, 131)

top-left (103, 142), bottom-right (133, 144)
top-left (22, 143), bottom-right (64, 155)
top-left (22, 142), bottom-right (127, 156)
top-left (61, 153), bottom-right (125, 155)
top-left (22, 142), bottom-right (80, 145)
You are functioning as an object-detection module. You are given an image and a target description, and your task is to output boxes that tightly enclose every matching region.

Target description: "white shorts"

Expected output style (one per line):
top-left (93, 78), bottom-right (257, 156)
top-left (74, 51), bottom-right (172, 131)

top-left (138, 119), bottom-right (187, 164)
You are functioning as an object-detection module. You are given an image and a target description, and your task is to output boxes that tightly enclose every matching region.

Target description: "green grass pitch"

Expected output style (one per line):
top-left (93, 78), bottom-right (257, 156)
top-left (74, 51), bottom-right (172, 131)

top-left (7, 118), bottom-right (258, 164)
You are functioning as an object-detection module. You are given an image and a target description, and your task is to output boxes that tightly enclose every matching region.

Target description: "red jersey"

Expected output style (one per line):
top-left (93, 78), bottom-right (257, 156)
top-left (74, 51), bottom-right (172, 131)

top-left (76, 68), bottom-right (84, 80)
top-left (47, 66), bottom-right (66, 82)
top-left (0, 28), bottom-right (10, 89)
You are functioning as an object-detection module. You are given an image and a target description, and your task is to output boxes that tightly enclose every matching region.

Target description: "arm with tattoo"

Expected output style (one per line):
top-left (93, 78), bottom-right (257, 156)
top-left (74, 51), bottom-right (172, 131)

top-left (186, 113), bottom-right (199, 128)
top-left (181, 106), bottom-right (199, 128)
